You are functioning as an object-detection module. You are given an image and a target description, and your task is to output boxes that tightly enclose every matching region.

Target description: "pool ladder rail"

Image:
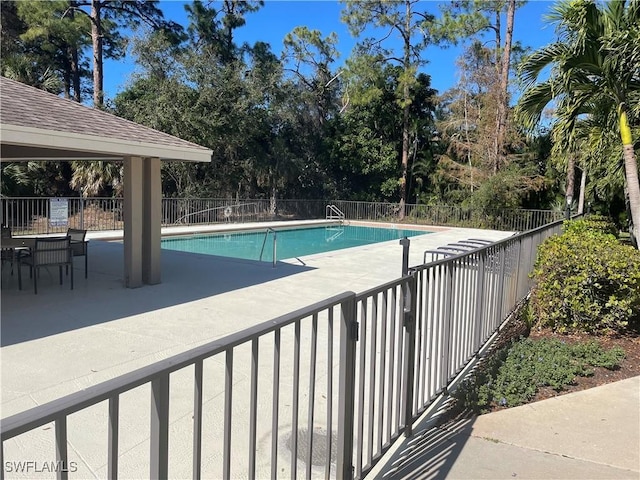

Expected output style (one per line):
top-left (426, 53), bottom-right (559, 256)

top-left (259, 228), bottom-right (277, 267)
top-left (325, 204), bottom-right (345, 222)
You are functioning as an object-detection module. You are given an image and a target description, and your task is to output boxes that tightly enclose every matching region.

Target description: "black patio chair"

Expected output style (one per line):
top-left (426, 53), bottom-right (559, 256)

top-left (67, 228), bottom-right (89, 278)
top-left (1, 225), bottom-right (13, 272)
top-left (18, 236), bottom-right (73, 294)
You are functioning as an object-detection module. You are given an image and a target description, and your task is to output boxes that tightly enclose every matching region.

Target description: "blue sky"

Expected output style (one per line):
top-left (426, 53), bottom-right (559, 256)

top-left (104, 0), bottom-right (557, 100)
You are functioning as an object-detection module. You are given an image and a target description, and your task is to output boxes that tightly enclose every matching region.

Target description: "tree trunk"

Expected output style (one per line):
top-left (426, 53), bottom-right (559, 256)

top-left (494, 10), bottom-right (501, 67)
top-left (400, 96), bottom-right (409, 220)
top-left (68, 0), bottom-right (81, 103)
top-left (62, 67), bottom-right (71, 99)
top-left (399, 0), bottom-right (411, 220)
top-left (463, 80), bottom-right (473, 191)
top-left (223, 0), bottom-right (235, 64)
top-left (620, 107), bottom-right (639, 248)
top-left (577, 166), bottom-right (586, 214)
top-left (91, 0), bottom-right (103, 107)
top-left (623, 144), bottom-right (640, 248)
top-left (71, 45), bottom-right (81, 102)
top-left (494, 0), bottom-right (515, 174)
top-left (270, 185), bottom-right (277, 216)
top-left (566, 155), bottom-right (575, 219)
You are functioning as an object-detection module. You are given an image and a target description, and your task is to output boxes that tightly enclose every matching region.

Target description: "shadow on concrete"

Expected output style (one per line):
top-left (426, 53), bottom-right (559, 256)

top-left (373, 413), bottom-right (476, 480)
top-left (0, 240), bottom-right (314, 346)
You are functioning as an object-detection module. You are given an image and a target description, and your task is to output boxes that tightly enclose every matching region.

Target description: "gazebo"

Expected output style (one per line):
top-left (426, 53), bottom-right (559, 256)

top-left (0, 76), bottom-right (213, 288)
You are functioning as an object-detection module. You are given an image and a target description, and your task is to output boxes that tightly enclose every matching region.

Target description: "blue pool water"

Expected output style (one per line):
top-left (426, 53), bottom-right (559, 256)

top-left (161, 225), bottom-right (431, 262)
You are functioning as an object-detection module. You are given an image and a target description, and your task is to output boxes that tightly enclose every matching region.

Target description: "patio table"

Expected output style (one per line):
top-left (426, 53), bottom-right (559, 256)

top-left (2, 236), bottom-right (83, 257)
top-left (1, 237), bottom-right (37, 250)
top-left (1, 237), bottom-right (36, 272)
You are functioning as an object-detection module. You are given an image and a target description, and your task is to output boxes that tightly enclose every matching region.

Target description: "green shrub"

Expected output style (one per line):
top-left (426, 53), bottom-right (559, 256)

top-left (454, 345), bottom-right (510, 413)
top-left (488, 338), bottom-right (625, 408)
top-left (530, 223), bottom-right (640, 334)
top-left (453, 337), bottom-right (626, 412)
top-left (563, 215), bottom-right (618, 237)
top-left (571, 340), bottom-right (626, 369)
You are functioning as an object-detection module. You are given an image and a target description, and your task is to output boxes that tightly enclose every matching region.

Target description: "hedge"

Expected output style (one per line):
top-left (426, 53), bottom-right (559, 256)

top-left (530, 217), bottom-right (640, 334)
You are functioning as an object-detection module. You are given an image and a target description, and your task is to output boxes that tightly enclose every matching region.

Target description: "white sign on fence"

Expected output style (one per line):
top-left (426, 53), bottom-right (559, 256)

top-left (50, 198), bottom-right (69, 227)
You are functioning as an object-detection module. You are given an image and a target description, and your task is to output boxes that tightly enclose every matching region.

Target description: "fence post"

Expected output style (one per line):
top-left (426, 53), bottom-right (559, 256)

top-left (150, 373), bottom-right (170, 480)
top-left (402, 272), bottom-right (417, 437)
top-left (495, 246), bottom-right (507, 323)
top-left (337, 294), bottom-right (357, 480)
top-left (400, 237), bottom-right (410, 276)
top-left (113, 199), bottom-right (117, 231)
top-left (55, 417), bottom-right (69, 480)
top-left (441, 262), bottom-right (453, 387)
top-left (473, 251), bottom-right (486, 350)
top-left (80, 198), bottom-right (84, 230)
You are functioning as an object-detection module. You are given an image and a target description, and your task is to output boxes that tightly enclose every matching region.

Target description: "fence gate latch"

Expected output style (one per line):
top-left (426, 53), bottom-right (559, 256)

top-left (350, 321), bottom-right (359, 341)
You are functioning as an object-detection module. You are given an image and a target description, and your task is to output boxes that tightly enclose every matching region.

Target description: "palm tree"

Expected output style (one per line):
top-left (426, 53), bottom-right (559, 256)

top-left (517, 0), bottom-right (640, 247)
top-left (70, 161), bottom-right (122, 197)
top-left (2, 56), bottom-right (62, 94)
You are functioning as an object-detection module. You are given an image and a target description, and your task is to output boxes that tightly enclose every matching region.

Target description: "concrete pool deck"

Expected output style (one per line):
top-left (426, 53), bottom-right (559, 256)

top-left (2, 222), bottom-right (511, 415)
top-left (1, 222), bottom-right (515, 477)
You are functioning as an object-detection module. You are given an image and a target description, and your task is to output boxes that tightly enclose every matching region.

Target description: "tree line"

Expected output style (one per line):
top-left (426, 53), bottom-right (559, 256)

top-left (1, 0), bottom-right (638, 241)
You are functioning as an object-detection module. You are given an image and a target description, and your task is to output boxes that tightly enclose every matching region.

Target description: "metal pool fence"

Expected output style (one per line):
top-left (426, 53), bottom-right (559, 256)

top-left (0, 197), bottom-right (561, 235)
top-left (0, 219), bottom-right (564, 480)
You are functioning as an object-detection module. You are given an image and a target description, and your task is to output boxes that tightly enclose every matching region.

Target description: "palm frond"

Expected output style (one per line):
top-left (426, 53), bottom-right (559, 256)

top-left (518, 43), bottom-right (567, 87)
top-left (515, 82), bottom-right (554, 131)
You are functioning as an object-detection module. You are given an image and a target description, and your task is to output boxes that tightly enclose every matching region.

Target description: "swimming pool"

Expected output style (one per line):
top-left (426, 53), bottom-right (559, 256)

top-left (161, 225), bottom-right (431, 262)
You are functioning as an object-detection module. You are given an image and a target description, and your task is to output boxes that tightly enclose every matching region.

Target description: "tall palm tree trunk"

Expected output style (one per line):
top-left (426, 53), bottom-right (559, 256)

top-left (566, 155), bottom-right (575, 219)
top-left (620, 108), bottom-right (639, 248)
top-left (577, 166), bottom-right (586, 214)
top-left (623, 145), bottom-right (639, 247)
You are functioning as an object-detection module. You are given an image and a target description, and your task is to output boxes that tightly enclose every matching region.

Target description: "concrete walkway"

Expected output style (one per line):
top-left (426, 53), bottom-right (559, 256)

top-left (368, 376), bottom-right (640, 480)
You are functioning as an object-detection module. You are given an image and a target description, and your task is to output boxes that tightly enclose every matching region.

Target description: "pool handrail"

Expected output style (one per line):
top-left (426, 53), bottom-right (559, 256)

top-left (258, 227), bottom-right (277, 267)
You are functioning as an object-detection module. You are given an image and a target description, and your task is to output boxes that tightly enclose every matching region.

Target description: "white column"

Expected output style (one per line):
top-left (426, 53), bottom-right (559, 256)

top-left (143, 157), bottom-right (162, 285)
top-left (123, 156), bottom-right (143, 288)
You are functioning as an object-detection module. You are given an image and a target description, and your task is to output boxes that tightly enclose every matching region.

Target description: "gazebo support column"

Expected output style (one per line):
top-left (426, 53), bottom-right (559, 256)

top-left (124, 156), bottom-right (144, 288)
top-left (142, 157), bottom-right (161, 285)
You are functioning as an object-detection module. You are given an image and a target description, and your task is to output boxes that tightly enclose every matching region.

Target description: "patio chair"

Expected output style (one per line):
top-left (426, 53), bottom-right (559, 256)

top-left (1, 225), bottom-right (14, 273)
top-left (67, 228), bottom-right (88, 278)
top-left (18, 236), bottom-right (73, 294)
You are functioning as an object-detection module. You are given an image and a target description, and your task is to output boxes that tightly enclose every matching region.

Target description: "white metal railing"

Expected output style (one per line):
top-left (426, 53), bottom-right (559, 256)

top-left (0, 218), bottom-right (565, 480)
top-left (0, 197), bottom-right (562, 235)
top-left (326, 204), bottom-right (346, 222)
top-left (329, 201), bottom-right (563, 232)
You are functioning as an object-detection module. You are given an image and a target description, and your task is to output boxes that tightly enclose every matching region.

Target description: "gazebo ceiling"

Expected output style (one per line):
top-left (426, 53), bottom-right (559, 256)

top-left (0, 76), bottom-right (212, 163)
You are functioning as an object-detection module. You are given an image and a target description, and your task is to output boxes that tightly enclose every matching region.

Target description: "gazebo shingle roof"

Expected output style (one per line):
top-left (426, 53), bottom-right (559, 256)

top-left (0, 76), bottom-right (211, 159)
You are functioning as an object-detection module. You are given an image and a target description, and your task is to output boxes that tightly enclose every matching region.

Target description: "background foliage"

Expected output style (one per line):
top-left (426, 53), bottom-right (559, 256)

top-left (0, 0), bottom-right (637, 230)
